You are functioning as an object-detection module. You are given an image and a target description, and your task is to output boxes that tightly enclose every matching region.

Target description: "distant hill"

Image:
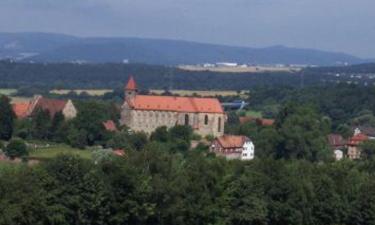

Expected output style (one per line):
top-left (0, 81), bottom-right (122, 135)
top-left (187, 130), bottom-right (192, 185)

top-left (0, 32), bottom-right (78, 60)
top-left (0, 32), bottom-right (372, 66)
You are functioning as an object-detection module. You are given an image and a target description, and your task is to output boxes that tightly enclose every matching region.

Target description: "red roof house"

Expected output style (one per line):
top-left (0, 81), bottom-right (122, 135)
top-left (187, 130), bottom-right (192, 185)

top-left (12, 96), bottom-right (77, 119)
top-left (103, 120), bottom-right (118, 132)
top-left (113, 149), bottom-right (125, 157)
top-left (210, 135), bottom-right (255, 160)
top-left (12, 102), bottom-right (31, 119)
top-left (327, 134), bottom-right (347, 149)
top-left (347, 133), bottom-right (369, 159)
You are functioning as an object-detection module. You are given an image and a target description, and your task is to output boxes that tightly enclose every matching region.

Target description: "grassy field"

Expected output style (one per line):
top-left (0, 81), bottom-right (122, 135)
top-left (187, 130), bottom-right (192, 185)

top-left (29, 145), bottom-right (92, 160)
top-left (10, 96), bottom-right (33, 103)
top-left (0, 88), bottom-right (17, 96)
top-left (150, 89), bottom-right (247, 97)
top-left (243, 110), bottom-right (263, 118)
top-left (50, 89), bottom-right (113, 96)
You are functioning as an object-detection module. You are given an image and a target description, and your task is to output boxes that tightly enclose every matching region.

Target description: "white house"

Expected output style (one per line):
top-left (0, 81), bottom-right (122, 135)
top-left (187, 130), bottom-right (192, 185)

top-left (334, 150), bottom-right (344, 161)
top-left (210, 135), bottom-right (255, 160)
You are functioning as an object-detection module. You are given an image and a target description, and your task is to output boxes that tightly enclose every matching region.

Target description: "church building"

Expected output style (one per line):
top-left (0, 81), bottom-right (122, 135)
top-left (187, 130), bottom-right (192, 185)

top-left (120, 76), bottom-right (225, 137)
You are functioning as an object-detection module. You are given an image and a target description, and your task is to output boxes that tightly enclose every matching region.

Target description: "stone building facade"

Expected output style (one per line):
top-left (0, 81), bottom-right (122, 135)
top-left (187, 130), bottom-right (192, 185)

top-left (120, 76), bottom-right (225, 137)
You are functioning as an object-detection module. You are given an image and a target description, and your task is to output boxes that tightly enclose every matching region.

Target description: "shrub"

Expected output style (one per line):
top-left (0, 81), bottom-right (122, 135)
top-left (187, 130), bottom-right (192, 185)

top-left (4, 139), bottom-right (28, 159)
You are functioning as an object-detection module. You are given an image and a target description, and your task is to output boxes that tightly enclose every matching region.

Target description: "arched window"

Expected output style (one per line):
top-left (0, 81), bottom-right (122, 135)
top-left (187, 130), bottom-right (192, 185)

top-left (218, 117), bottom-right (222, 132)
top-left (185, 114), bottom-right (189, 126)
top-left (204, 115), bottom-right (209, 125)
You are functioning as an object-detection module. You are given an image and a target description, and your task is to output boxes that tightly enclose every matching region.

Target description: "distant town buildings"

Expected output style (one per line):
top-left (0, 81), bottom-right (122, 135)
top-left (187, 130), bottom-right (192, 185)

top-left (12, 95), bottom-right (77, 119)
top-left (120, 76), bottom-right (225, 137)
top-left (210, 135), bottom-right (254, 160)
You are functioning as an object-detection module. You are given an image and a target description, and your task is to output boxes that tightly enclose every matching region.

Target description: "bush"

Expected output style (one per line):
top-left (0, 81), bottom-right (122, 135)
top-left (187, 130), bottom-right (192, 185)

top-left (4, 139), bottom-right (28, 159)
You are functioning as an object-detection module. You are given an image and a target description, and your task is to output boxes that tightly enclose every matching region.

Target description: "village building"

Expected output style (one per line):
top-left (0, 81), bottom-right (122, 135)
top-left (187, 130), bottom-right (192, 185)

top-left (12, 95), bottom-right (77, 120)
top-left (347, 131), bottom-right (369, 160)
top-left (351, 126), bottom-right (375, 139)
top-left (327, 134), bottom-right (347, 160)
top-left (103, 120), bottom-right (118, 132)
top-left (210, 135), bottom-right (254, 160)
top-left (239, 116), bottom-right (275, 126)
top-left (120, 76), bottom-right (225, 137)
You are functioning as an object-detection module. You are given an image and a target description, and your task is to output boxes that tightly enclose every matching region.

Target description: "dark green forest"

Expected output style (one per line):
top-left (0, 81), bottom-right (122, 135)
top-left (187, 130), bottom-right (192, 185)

top-left (2, 151), bottom-right (375, 225)
top-left (1, 61), bottom-right (375, 90)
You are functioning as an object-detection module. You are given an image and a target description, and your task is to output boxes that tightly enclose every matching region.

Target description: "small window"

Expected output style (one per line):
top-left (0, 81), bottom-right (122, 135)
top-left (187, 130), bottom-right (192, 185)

top-left (204, 115), bottom-right (209, 125)
top-left (185, 114), bottom-right (189, 125)
top-left (218, 117), bottom-right (222, 132)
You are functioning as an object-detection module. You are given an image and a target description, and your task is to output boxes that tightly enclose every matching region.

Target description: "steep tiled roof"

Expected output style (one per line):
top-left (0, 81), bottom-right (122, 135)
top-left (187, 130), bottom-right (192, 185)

top-left (216, 135), bottom-right (250, 148)
top-left (348, 133), bottom-right (369, 146)
top-left (125, 76), bottom-right (137, 90)
top-left (327, 134), bottom-right (346, 148)
top-left (128, 95), bottom-right (224, 114)
top-left (352, 126), bottom-right (375, 137)
top-left (34, 98), bottom-right (67, 117)
top-left (12, 102), bottom-right (31, 119)
top-left (103, 120), bottom-right (118, 132)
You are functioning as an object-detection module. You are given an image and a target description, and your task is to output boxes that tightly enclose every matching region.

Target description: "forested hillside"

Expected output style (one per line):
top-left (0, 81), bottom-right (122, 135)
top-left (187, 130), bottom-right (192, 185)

top-left (1, 32), bottom-right (370, 65)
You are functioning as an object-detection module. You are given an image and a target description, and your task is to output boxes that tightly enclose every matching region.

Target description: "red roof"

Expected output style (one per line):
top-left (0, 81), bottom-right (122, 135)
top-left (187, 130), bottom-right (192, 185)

top-left (34, 97), bottom-right (67, 117)
top-left (348, 133), bottom-right (369, 146)
top-left (256, 118), bottom-right (275, 126)
top-left (103, 120), bottom-right (118, 132)
top-left (239, 116), bottom-right (254, 124)
top-left (128, 95), bottom-right (224, 114)
top-left (125, 76), bottom-right (137, 90)
top-left (12, 102), bottom-right (31, 119)
top-left (216, 135), bottom-right (250, 149)
top-left (327, 134), bottom-right (346, 148)
top-left (113, 149), bottom-right (125, 156)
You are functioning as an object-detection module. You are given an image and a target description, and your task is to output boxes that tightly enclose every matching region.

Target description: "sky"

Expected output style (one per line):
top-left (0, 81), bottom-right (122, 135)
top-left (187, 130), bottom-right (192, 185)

top-left (0, 0), bottom-right (374, 58)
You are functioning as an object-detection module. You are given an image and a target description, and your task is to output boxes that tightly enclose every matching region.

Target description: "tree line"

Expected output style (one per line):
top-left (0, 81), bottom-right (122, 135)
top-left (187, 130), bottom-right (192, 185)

top-left (2, 149), bottom-right (375, 225)
top-left (0, 60), bottom-right (348, 90)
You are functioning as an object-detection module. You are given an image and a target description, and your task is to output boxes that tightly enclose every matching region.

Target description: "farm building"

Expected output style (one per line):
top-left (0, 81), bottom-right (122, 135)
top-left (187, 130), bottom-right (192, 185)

top-left (210, 135), bottom-right (255, 160)
top-left (12, 95), bottom-right (77, 120)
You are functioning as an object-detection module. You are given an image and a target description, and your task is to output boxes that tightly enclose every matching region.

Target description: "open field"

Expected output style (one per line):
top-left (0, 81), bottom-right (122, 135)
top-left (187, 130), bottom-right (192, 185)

top-left (0, 161), bottom-right (19, 172)
top-left (0, 88), bottom-right (17, 96)
top-left (29, 145), bottom-right (92, 160)
top-left (178, 65), bottom-right (302, 73)
top-left (10, 96), bottom-right (33, 103)
top-left (50, 89), bottom-right (113, 96)
top-left (243, 110), bottom-right (263, 118)
top-left (150, 89), bottom-right (247, 97)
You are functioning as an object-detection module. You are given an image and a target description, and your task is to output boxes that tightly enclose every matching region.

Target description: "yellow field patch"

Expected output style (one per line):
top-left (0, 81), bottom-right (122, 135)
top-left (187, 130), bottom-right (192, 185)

top-left (0, 89), bottom-right (17, 96)
top-left (50, 89), bottom-right (114, 96)
top-left (10, 96), bottom-right (33, 103)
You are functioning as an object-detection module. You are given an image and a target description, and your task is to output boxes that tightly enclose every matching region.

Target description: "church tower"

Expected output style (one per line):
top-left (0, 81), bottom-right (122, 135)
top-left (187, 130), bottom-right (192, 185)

top-left (125, 75), bottom-right (137, 101)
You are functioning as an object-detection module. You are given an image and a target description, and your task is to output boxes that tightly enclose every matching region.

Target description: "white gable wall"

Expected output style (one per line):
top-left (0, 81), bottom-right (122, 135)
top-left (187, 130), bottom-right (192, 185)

top-left (241, 141), bottom-right (255, 160)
